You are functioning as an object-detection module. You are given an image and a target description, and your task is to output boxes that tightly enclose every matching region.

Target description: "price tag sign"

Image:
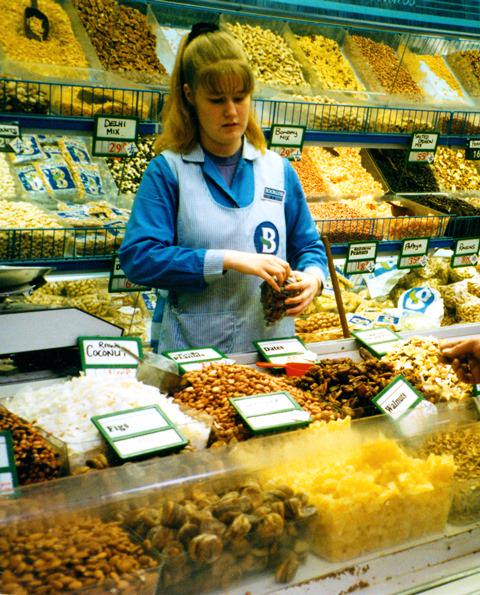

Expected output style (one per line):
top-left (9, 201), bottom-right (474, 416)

top-left (78, 336), bottom-right (142, 376)
top-left (93, 115), bottom-right (138, 158)
top-left (0, 122), bottom-right (21, 153)
top-left (397, 237), bottom-right (430, 269)
top-left (163, 347), bottom-right (231, 373)
top-left (269, 125), bottom-right (305, 161)
top-left (465, 138), bottom-right (480, 161)
top-left (451, 237), bottom-right (480, 268)
top-left (92, 405), bottom-right (188, 460)
top-left (407, 131), bottom-right (439, 165)
top-left (229, 391), bottom-right (311, 434)
top-left (344, 241), bottom-right (378, 275)
top-left (0, 431), bottom-right (18, 493)
top-left (473, 384), bottom-right (480, 396)
top-left (109, 255), bottom-right (150, 293)
top-left (254, 336), bottom-right (314, 365)
top-left (372, 375), bottom-right (425, 420)
top-left (352, 327), bottom-right (403, 357)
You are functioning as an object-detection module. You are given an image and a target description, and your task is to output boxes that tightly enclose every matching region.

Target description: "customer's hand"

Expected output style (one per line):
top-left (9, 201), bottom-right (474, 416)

top-left (284, 271), bottom-right (322, 316)
top-left (441, 338), bottom-right (480, 384)
top-left (223, 250), bottom-right (291, 292)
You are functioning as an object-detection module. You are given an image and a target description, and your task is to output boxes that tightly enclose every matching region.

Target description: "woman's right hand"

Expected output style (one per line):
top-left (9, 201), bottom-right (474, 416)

top-left (223, 250), bottom-right (291, 292)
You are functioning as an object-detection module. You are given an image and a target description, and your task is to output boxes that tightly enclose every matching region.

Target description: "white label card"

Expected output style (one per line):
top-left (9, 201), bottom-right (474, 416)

top-left (79, 337), bottom-right (142, 368)
top-left (234, 392), bottom-right (295, 417)
top-left (372, 376), bottom-right (424, 420)
top-left (269, 125), bottom-right (305, 148)
top-left (255, 337), bottom-right (312, 364)
top-left (454, 238), bottom-right (480, 256)
top-left (96, 408), bottom-right (170, 439)
top-left (411, 132), bottom-right (439, 151)
top-left (95, 117), bottom-right (137, 140)
top-left (348, 242), bottom-right (377, 261)
top-left (114, 428), bottom-right (184, 457)
top-left (166, 348), bottom-right (223, 363)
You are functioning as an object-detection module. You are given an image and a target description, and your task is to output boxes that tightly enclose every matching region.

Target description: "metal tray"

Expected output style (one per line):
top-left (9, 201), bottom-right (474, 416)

top-left (0, 266), bottom-right (51, 291)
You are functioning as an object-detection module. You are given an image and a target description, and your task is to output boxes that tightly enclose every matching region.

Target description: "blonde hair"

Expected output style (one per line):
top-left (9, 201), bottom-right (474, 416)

top-left (155, 29), bottom-right (266, 154)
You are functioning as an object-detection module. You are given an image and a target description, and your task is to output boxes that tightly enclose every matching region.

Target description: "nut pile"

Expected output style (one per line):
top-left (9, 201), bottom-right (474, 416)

top-left (0, 78), bottom-right (50, 114)
top-left (430, 147), bottom-right (480, 191)
top-left (0, 518), bottom-right (157, 593)
top-left (369, 148), bottom-right (439, 192)
top-left (294, 95), bottom-right (366, 132)
top-left (382, 336), bottom-right (473, 403)
top-left (291, 153), bottom-right (328, 195)
top-left (347, 35), bottom-right (424, 100)
top-left (295, 312), bottom-right (340, 334)
top-left (261, 276), bottom-right (298, 326)
top-left (309, 202), bottom-right (376, 242)
top-left (122, 481), bottom-right (315, 592)
top-left (294, 34), bottom-right (364, 91)
top-left (173, 364), bottom-right (307, 444)
top-left (447, 50), bottom-right (480, 96)
top-left (0, 0), bottom-right (89, 75)
top-left (73, 0), bottom-right (167, 83)
top-left (0, 408), bottom-right (63, 485)
top-left (288, 358), bottom-right (416, 420)
top-left (107, 135), bottom-right (156, 195)
top-left (225, 22), bottom-right (306, 89)
top-left (0, 154), bottom-right (16, 199)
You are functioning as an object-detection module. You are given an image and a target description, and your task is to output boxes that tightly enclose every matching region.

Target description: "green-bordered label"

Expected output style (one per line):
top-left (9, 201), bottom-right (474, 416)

top-left (372, 375), bottom-right (425, 420)
top-left (0, 431), bottom-right (18, 493)
top-left (352, 327), bottom-right (403, 357)
top-left (465, 138), bottom-right (480, 161)
top-left (397, 237), bottom-right (430, 269)
top-left (254, 336), bottom-right (313, 365)
top-left (269, 124), bottom-right (305, 161)
top-left (163, 346), bottom-right (231, 373)
top-left (109, 254), bottom-right (150, 293)
top-left (473, 384), bottom-right (480, 397)
top-left (451, 237), bottom-right (480, 268)
top-left (0, 122), bottom-right (21, 153)
top-left (229, 391), bottom-right (311, 434)
top-left (344, 241), bottom-right (378, 275)
top-left (407, 131), bottom-right (439, 165)
top-left (78, 336), bottom-right (142, 377)
top-left (93, 115), bottom-right (138, 158)
top-left (91, 404), bottom-right (188, 460)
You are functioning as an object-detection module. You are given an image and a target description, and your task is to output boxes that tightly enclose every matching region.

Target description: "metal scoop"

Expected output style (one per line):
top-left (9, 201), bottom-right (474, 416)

top-left (24, 0), bottom-right (49, 42)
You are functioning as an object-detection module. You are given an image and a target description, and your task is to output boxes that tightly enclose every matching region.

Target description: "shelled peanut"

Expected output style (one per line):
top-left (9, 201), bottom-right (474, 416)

top-left (0, 518), bottom-right (157, 594)
top-left (122, 481), bottom-right (316, 592)
top-left (447, 50), bottom-right (480, 96)
top-left (348, 35), bottom-right (423, 100)
top-left (430, 147), bottom-right (480, 191)
top-left (224, 22), bottom-right (306, 88)
top-left (0, 0), bottom-right (89, 75)
top-left (295, 34), bottom-right (364, 91)
top-left (0, 408), bottom-right (62, 485)
top-left (73, 0), bottom-right (167, 83)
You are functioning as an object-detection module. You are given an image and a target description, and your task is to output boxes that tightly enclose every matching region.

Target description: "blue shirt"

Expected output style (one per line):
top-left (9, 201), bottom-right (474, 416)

top-left (119, 145), bottom-right (327, 293)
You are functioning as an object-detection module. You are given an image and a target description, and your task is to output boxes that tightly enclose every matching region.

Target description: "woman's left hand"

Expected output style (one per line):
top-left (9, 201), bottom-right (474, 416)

top-left (284, 271), bottom-right (322, 316)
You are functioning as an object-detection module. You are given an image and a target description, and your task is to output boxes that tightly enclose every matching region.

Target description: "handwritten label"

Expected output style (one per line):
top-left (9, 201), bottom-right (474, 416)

top-left (473, 384), bottom-right (480, 396)
top-left (78, 336), bottom-right (142, 371)
top-left (407, 131), bottom-right (439, 165)
top-left (109, 255), bottom-right (150, 292)
top-left (451, 237), bottom-right (480, 268)
top-left (92, 140), bottom-right (138, 158)
top-left (344, 242), bottom-right (378, 275)
top-left (254, 336), bottom-right (314, 364)
top-left (269, 125), bottom-right (305, 148)
top-left (0, 432), bottom-right (18, 493)
top-left (372, 375), bottom-right (424, 420)
top-left (229, 391), bottom-right (311, 434)
top-left (352, 327), bottom-right (403, 357)
top-left (0, 122), bottom-right (21, 154)
top-left (398, 237), bottom-right (429, 269)
top-left (91, 405), bottom-right (188, 460)
top-left (465, 138), bottom-right (480, 160)
top-left (163, 347), bottom-right (231, 373)
top-left (93, 116), bottom-right (138, 158)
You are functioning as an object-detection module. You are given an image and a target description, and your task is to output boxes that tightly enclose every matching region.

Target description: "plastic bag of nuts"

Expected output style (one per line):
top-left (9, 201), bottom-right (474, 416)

top-left (261, 275), bottom-right (300, 326)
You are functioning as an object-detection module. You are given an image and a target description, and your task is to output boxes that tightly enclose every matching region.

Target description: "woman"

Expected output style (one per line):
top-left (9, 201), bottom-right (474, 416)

top-left (119, 23), bottom-right (327, 353)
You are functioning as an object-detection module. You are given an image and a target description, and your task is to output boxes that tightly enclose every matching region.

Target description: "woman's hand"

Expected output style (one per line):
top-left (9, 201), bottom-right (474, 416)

top-left (284, 271), bottom-right (322, 316)
top-left (441, 338), bottom-right (480, 384)
top-left (223, 250), bottom-right (291, 292)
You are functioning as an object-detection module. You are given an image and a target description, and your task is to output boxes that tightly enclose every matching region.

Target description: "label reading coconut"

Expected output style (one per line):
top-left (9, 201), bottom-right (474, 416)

top-left (254, 336), bottom-right (314, 365)
top-left (0, 432), bottom-right (18, 493)
top-left (344, 242), bottom-right (378, 275)
top-left (352, 327), bottom-right (403, 357)
top-left (78, 336), bottom-right (142, 375)
top-left (398, 238), bottom-right (430, 269)
top-left (372, 375), bottom-right (425, 420)
top-left (163, 347), bottom-right (231, 373)
top-left (91, 405), bottom-right (188, 460)
top-left (451, 238), bottom-right (480, 268)
top-left (229, 391), bottom-right (311, 434)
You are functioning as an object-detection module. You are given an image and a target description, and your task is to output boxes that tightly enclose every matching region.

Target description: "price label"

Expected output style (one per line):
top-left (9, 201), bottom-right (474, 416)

top-left (269, 125), bottom-right (305, 148)
top-left (352, 327), bottom-right (403, 357)
top-left (109, 255), bottom-right (150, 292)
top-left (163, 347), bottom-right (231, 373)
top-left (473, 384), bottom-right (480, 396)
top-left (254, 336), bottom-right (315, 365)
top-left (465, 138), bottom-right (480, 160)
top-left (229, 391), bottom-right (311, 434)
top-left (407, 131), bottom-right (439, 165)
top-left (451, 237), bottom-right (480, 268)
top-left (407, 150), bottom-right (435, 164)
top-left (93, 115), bottom-right (138, 158)
top-left (344, 241), bottom-right (378, 276)
top-left (91, 405), bottom-right (188, 460)
top-left (372, 375), bottom-right (425, 420)
top-left (397, 237), bottom-right (430, 269)
top-left (0, 122), bottom-right (21, 153)
top-left (78, 336), bottom-right (143, 375)
top-left (0, 431), bottom-right (18, 493)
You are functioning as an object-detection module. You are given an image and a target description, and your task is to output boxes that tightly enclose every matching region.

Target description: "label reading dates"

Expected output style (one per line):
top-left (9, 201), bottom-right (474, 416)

top-left (254, 336), bottom-right (314, 365)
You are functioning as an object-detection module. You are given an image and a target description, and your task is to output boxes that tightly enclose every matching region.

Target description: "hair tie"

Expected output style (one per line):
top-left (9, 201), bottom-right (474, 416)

top-left (186, 22), bottom-right (219, 45)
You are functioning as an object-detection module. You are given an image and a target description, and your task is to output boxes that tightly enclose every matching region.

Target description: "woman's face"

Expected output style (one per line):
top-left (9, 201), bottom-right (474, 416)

top-left (185, 81), bottom-right (251, 156)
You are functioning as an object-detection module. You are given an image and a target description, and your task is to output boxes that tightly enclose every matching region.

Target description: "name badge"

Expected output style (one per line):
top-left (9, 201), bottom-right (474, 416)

top-left (263, 187), bottom-right (285, 203)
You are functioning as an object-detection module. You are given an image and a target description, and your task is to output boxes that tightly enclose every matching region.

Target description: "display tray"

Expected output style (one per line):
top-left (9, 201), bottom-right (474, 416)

top-left (0, 265), bottom-right (51, 290)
